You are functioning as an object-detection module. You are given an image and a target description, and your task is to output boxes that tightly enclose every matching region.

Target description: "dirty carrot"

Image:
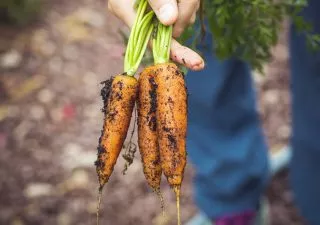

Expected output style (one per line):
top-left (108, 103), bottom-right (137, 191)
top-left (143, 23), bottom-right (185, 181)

top-left (155, 62), bottom-right (187, 187)
top-left (95, 1), bottom-right (155, 224)
top-left (155, 62), bottom-right (187, 225)
top-left (137, 65), bottom-right (165, 212)
top-left (95, 74), bottom-right (138, 225)
top-left (95, 74), bottom-right (138, 188)
top-left (153, 22), bottom-right (187, 225)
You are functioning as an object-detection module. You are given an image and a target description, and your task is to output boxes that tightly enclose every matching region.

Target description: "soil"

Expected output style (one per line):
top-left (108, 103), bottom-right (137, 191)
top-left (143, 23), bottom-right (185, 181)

top-left (0, 1), bottom-right (307, 225)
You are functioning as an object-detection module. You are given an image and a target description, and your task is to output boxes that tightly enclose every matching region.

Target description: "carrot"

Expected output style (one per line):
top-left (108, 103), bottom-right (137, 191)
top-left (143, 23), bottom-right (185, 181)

top-left (137, 65), bottom-right (165, 212)
top-left (155, 63), bottom-right (187, 188)
top-left (95, 74), bottom-right (138, 188)
top-left (137, 66), bottom-right (161, 190)
top-left (155, 63), bottom-right (187, 225)
top-left (95, 75), bottom-right (138, 225)
top-left (95, 1), bottom-right (155, 224)
top-left (95, 0), bottom-right (154, 191)
top-left (152, 22), bottom-right (187, 225)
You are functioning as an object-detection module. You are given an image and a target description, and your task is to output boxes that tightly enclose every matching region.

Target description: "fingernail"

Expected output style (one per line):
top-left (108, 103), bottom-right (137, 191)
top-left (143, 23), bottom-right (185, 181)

top-left (159, 3), bottom-right (176, 25)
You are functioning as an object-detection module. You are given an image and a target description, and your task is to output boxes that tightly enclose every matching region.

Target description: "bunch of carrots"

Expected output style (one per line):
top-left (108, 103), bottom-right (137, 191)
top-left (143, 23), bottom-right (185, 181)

top-left (95, 1), bottom-right (187, 224)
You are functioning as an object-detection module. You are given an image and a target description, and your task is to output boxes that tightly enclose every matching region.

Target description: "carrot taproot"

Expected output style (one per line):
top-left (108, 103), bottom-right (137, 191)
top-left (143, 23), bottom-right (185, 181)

top-left (95, 74), bottom-right (138, 189)
top-left (137, 65), bottom-right (161, 190)
top-left (155, 62), bottom-right (187, 188)
top-left (151, 19), bottom-right (187, 225)
top-left (95, 0), bottom-right (154, 192)
top-left (95, 74), bottom-right (138, 225)
top-left (155, 62), bottom-right (187, 225)
top-left (137, 65), bottom-right (165, 213)
top-left (95, 2), bottom-right (155, 224)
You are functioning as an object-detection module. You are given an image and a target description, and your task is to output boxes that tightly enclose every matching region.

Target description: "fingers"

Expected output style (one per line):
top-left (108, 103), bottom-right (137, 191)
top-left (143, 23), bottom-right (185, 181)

top-left (170, 39), bottom-right (205, 71)
top-left (173, 0), bottom-right (200, 38)
top-left (108, 0), bottom-right (199, 36)
top-left (108, 0), bottom-right (136, 27)
top-left (148, 0), bottom-right (178, 25)
top-left (147, 0), bottom-right (203, 70)
top-left (108, 0), bottom-right (205, 71)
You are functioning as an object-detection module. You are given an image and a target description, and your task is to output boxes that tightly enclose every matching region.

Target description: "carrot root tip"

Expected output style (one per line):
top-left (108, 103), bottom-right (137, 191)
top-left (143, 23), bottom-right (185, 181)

top-left (96, 187), bottom-right (103, 225)
top-left (173, 185), bottom-right (181, 225)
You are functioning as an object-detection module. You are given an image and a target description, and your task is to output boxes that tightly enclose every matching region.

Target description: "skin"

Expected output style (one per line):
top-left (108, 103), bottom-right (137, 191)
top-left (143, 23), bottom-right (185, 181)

top-left (155, 63), bottom-right (187, 187)
top-left (137, 66), bottom-right (162, 191)
top-left (107, 0), bottom-right (204, 71)
top-left (96, 75), bottom-right (138, 188)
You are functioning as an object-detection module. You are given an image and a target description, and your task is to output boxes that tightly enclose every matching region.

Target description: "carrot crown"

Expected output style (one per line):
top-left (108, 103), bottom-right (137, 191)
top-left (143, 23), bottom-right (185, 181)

top-left (124, 0), bottom-right (155, 76)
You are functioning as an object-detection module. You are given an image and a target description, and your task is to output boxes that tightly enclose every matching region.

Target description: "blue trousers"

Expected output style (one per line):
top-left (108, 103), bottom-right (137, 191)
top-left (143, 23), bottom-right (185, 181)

top-left (186, 1), bottom-right (320, 224)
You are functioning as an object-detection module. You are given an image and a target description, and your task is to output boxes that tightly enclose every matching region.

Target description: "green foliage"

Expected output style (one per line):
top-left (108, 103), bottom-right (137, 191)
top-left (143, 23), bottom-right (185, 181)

top-left (0, 0), bottom-right (42, 25)
top-left (179, 0), bottom-right (318, 72)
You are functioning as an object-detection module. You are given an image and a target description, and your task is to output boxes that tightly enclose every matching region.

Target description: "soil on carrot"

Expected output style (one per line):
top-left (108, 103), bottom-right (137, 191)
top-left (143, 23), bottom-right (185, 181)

top-left (148, 77), bottom-right (157, 114)
top-left (0, 1), bottom-right (305, 225)
top-left (167, 134), bottom-right (178, 149)
top-left (100, 77), bottom-right (114, 113)
top-left (96, 78), bottom-right (113, 175)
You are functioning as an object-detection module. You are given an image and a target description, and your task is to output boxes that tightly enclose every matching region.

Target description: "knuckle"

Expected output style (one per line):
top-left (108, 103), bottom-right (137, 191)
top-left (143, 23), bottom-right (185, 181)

top-left (107, 0), bottom-right (119, 13)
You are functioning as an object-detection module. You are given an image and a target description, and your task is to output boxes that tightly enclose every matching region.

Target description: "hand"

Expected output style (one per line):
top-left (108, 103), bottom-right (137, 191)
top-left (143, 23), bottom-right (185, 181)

top-left (108, 0), bottom-right (204, 71)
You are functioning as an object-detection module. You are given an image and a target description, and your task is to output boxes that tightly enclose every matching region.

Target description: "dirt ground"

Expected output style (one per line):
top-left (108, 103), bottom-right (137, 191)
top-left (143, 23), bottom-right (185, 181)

top-left (0, 1), bottom-right (307, 225)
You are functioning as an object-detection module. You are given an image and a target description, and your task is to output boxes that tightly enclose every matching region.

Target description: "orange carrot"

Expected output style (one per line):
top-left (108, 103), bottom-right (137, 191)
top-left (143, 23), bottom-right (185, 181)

top-left (95, 74), bottom-right (138, 189)
top-left (155, 63), bottom-right (187, 188)
top-left (155, 62), bottom-right (187, 225)
top-left (137, 65), bottom-right (162, 192)
top-left (137, 66), bottom-right (166, 215)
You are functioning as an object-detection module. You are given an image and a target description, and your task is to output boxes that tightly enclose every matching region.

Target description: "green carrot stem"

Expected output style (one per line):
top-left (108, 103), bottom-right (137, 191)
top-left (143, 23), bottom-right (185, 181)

top-left (153, 22), bottom-right (172, 64)
top-left (124, 0), bottom-right (154, 76)
top-left (124, 0), bottom-right (144, 70)
top-left (133, 11), bottom-right (154, 60)
top-left (127, 0), bottom-right (146, 71)
top-left (132, 23), bottom-right (154, 73)
top-left (165, 25), bottom-right (173, 62)
top-left (132, 0), bottom-right (148, 52)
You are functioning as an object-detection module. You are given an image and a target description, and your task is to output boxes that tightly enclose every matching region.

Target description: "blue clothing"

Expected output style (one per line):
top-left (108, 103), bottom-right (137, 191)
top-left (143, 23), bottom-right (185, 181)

top-left (186, 0), bottom-right (320, 224)
top-left (186, 31), bottom-right (270, 219)
top-left (289, 1), bottom-right (320, 224)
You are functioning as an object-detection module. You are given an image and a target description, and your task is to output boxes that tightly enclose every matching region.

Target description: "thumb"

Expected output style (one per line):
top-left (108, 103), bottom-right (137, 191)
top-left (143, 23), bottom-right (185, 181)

top-left (148, 0), bottom-right (178, 25)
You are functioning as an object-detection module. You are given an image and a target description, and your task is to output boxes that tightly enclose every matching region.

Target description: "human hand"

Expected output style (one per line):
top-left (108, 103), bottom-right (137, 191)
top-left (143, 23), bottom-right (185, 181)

top-left (108, 0), bottom-right (204, 71)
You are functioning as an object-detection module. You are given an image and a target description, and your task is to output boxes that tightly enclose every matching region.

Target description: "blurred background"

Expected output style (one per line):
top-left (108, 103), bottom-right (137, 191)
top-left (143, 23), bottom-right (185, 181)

top-left (0, 0), bottom-right (306, 225)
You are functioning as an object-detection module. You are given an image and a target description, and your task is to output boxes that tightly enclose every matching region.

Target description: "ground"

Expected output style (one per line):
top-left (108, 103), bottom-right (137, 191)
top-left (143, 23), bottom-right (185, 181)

top-left (0, 0), bottom-right (307, 225)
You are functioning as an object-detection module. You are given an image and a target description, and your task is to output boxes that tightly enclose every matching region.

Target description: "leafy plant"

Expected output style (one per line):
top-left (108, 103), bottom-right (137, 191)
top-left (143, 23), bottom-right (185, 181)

top-left (178, 0), bottom-right (320, 72)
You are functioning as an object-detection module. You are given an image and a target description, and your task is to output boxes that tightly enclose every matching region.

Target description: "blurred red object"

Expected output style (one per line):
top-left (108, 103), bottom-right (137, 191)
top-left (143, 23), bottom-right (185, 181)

top-left (62, 104), bottom-right (76, 120)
